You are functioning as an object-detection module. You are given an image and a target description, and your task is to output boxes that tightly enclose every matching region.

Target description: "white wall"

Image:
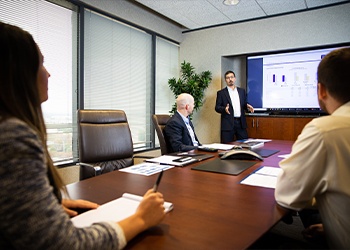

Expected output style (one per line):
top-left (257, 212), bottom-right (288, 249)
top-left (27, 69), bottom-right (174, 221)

top-left (180, 3), bottom-right (350, 143)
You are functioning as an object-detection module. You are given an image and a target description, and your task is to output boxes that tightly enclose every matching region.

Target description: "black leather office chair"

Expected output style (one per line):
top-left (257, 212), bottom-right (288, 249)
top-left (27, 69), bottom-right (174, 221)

top-left (78, 109), bottom-right (135, 180)
top-left (152, 114), bottom-right (171, 155)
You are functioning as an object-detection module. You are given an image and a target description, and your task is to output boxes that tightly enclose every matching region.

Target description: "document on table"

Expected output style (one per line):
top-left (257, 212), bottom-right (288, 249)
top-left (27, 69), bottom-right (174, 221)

top-left (200, 143), bottom-right (235, 150)
top-left (243, 139), bottom-right (272, 143)
top-left (71, 193), bottom-right (174, 228)
top-left (278, 154), bottom-right (290, 159)
top-left (119, 162), bottom-right (174, 176)
top-left (145, 155), bottom-right (198, 167)
top-left (240, 166), bottom-right (282, 189)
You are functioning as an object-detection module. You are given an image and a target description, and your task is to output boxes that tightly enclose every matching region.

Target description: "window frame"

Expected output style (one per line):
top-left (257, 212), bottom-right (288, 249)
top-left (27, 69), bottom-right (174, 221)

top-left (1, 0), bottom-right (179, 165)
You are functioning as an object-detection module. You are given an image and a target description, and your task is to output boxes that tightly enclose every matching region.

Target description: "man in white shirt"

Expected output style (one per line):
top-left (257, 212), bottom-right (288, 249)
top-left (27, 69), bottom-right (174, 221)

top-left (275, 47), bottom-right (350, 249)
top-left (164, 93), bottom-right (201, 153)
top-left (215, 71), bottom-right (254, 143)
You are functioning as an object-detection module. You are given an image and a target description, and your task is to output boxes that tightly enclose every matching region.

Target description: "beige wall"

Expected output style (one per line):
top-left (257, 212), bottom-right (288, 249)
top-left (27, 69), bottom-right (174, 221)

top-left (179, 3), bottom-right (350, 144)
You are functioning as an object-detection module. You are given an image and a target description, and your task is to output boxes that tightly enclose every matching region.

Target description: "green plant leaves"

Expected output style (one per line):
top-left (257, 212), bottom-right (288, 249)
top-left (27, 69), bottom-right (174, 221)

top-left (168, 61), bottom-right (212, 114)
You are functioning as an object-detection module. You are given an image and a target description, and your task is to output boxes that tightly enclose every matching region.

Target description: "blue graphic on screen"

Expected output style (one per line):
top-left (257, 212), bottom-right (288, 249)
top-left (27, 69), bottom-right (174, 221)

top-left (247, 58), bottom-right (263, 108)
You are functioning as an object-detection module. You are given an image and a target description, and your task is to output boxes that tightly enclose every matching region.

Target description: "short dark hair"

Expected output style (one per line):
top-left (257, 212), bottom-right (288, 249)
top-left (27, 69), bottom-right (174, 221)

top-left (225, 70), bottom-right (235, 78)
top-left (317, 47), bottom-right (350, 104)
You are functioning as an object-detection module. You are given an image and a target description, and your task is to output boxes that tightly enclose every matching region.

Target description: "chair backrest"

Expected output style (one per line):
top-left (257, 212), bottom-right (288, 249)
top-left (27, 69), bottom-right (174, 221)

top-left (78, 109), bottom-right (134, 179)
top-left (152, 114), bottom-right (171, 155)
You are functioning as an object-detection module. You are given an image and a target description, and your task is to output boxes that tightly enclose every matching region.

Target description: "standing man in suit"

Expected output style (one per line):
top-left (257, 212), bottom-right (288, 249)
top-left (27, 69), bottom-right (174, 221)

top-left (215, 70), bottom-right (254, 143)
top-left (164, 93), bottom-right (201, 153)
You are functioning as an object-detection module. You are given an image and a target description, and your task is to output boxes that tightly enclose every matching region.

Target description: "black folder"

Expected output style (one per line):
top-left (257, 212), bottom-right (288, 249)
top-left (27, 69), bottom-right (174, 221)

top-left (252, 148), bottom-right (279, 158)
top-left (191, 158), bottom-right (257, 176)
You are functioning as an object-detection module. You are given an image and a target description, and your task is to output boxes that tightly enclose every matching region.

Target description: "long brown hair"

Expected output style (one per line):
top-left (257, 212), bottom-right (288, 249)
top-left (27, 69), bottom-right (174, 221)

top-left (0, 22), bottom-right (66, 200)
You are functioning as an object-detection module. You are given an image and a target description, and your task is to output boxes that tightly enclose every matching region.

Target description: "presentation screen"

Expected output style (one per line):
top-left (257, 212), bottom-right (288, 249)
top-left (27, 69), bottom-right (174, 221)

top-left (246, 44), bottom-right (349, 115)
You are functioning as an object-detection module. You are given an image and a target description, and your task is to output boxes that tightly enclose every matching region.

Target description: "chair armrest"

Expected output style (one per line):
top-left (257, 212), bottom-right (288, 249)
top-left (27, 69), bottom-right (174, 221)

top-left (78, 162), bottom-right (102, 180)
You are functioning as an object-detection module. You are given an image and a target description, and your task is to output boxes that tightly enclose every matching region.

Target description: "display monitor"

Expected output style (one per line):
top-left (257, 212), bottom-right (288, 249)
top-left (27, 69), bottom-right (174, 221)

top-left (246, 44), bottom-right (349, 115)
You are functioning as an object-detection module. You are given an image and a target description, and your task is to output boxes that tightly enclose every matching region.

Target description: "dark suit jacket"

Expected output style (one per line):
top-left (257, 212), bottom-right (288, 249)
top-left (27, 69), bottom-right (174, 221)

top-left (164, 112), bottom-right (201, 153)
top-left (215, 87), bottom-right (248, 131)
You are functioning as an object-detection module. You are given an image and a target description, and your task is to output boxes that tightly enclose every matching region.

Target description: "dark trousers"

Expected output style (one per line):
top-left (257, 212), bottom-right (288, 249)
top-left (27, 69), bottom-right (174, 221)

top-left (299, 209), bottom-right (322, 228)
top-left (221, 119), bottom-right (248, 143)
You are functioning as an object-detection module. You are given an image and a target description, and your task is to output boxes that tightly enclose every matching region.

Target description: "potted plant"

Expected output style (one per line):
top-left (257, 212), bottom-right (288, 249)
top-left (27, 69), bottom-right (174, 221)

top-left (168, 61), bottom-right (212, 114)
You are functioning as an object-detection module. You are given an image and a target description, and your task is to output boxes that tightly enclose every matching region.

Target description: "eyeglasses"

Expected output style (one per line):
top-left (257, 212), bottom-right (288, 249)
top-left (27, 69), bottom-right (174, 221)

top-left (225, 76), bottom-right (235, 79)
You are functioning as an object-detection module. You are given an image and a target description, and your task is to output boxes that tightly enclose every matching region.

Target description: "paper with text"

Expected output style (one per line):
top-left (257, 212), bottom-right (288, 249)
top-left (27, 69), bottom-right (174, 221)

top-left (240, 166), bottom-right (282, 189)
top-left (119, 162), bottom-right (174, 176)
top-left (71, 193), bottom-right (173, 227)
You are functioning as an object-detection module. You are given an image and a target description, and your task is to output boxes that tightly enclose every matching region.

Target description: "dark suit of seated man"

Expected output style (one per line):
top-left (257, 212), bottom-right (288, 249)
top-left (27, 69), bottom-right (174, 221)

top-left (164, 93), bottom-right (201, 153)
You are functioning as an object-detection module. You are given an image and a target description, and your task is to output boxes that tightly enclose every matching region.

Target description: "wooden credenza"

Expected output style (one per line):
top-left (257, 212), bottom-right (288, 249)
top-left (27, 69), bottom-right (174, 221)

top-left (246, 115), bottom-right (316, 141)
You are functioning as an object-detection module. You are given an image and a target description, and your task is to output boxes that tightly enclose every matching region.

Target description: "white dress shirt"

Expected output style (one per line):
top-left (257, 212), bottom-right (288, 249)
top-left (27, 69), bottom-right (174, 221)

top-left (227, 86), bottom-right (241, 117)
top-left (275, 101), bottom-right (350, 249)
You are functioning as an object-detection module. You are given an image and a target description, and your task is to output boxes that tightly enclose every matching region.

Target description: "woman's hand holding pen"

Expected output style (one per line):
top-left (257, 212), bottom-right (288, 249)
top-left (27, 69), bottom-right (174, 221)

top-left (118, 189), bottom-right (166, 242)
top-left (117, 171), bottom-right (165, 242)
top-left (136, 189), bottom-right (166, 229)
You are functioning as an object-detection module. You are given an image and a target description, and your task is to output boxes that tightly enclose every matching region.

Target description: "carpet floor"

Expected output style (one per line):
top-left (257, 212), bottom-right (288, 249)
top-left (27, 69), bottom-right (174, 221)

top-left (248, 215), bottom-right (328, 249)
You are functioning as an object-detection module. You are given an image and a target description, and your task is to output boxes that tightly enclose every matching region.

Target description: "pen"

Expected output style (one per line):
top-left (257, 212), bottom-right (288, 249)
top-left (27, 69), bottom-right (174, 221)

top-left (153, 169), bottom-right (163, 192)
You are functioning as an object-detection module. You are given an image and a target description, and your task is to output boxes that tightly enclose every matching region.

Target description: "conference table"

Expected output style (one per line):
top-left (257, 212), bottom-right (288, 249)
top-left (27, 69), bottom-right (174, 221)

top-left (66, 140), bottom-right (293, 249)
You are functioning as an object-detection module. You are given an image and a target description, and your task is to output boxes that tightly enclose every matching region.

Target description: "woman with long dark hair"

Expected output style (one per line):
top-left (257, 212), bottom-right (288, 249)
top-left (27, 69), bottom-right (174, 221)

top-left (0, 22), bottom-right (165, 249)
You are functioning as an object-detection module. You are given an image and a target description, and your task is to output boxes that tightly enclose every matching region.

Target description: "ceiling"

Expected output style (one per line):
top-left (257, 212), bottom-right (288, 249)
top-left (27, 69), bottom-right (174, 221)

top-left (133, 0), bottom-right (350, 31)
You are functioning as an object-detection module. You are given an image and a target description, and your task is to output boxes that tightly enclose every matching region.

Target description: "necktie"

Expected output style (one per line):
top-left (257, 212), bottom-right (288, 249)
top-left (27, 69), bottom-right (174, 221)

top-left (185, 120), bottom-right (198, 146)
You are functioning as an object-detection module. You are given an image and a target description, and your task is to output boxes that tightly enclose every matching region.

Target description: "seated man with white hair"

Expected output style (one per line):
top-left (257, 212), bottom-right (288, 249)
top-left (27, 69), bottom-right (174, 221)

top-left (164, 93), bottom-right (201, 153)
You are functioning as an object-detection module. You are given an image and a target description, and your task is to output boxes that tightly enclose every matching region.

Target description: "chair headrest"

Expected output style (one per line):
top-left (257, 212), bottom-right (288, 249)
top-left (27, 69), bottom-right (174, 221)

top-left (78, 110), bottom-right (127, 124)
top-left (153, 114), bottom-right (170, 126)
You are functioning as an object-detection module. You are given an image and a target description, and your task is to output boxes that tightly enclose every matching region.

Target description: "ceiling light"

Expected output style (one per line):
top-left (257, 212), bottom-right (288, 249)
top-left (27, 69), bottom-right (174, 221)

top-left (223, 0), bottom-right (240, 5)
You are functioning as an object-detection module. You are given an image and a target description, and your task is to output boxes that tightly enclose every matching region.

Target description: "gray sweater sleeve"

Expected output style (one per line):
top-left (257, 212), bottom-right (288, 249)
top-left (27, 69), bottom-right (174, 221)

top-left (0, 118), bottom-right (120, 250)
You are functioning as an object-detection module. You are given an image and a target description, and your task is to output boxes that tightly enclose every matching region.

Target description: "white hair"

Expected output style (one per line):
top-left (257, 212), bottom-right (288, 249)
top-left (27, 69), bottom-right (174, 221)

top-left (176, 93), bottom-right (194, 110)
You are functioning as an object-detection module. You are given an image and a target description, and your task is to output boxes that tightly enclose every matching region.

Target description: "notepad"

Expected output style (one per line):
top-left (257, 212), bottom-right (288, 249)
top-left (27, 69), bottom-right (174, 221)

top-left (71, 193), bottom-right (173, 227)
top-left (240, 166), bottom-right (282, 189)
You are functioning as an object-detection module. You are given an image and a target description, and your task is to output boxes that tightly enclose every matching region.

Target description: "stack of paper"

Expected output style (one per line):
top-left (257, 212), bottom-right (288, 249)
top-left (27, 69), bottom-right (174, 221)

top-left (240, 166), bottom-right (282, 189)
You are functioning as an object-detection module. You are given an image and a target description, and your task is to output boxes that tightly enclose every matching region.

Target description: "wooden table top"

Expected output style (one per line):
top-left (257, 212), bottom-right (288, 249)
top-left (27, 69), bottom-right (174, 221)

top-left (66, 140), bottom-right (293, 250)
